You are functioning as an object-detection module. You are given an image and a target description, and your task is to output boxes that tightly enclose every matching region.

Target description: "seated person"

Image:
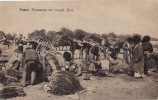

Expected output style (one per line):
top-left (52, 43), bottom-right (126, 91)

top-left (87, 46), bottom-right (101, 73)
top-left (5, 46), bottom-right (23, 69)
top-left (16, 37), bottom-right (24, 51)
top-left (62, 52), bottom-right (78, 74)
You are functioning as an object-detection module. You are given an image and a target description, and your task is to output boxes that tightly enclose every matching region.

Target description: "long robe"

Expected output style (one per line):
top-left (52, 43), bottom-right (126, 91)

top-left (123, 42), bottom-right (130, 64)
top-left (142, 42), bottom-right (153, 71)
top-left (132, 42), bottom-right (144, 75)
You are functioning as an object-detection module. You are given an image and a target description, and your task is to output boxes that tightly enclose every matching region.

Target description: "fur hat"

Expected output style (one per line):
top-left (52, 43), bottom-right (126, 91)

top-left (142, 35), bottom-right (151, 43)
top-left (133, 35), bottom-right (141, 44)
top-left (63, 52), bottom-right (72, 61)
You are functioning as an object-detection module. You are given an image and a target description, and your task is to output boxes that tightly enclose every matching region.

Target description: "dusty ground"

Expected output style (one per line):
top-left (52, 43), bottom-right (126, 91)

top-left (1, 45), bottom-right (158, 100)
top-left (7, 72), bottom-right (158, 100)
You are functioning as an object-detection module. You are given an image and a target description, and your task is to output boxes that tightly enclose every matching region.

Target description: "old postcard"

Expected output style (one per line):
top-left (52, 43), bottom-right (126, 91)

top-left (0, 0), bottom-right (158, 100)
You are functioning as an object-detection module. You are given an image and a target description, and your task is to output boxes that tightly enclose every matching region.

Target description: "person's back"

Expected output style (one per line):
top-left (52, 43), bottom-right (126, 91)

top-left (21, 44), bottom-right (39, 87)
top-left (23, 47), bottom-right (39, 63)
top-left (17, 38), bottom-right (23, 46)
top-left (142, 42), bottom-right (153, 53)
top-left (142, 36), bottom-right (153, 75)
top-left (88, 46), bottom-right (101, 72)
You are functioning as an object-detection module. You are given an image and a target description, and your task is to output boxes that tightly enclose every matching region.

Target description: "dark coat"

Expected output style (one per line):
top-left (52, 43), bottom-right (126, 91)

top-left (142, 42), bottom-right (153, 53)
top-left (21, 47), bottom-right (39, 65)
top-left (16, 39), bottom-right (23, 45)
top-left (142, 42), bottom-right (153, 70)
top-left (132, 42), bottom-right (144, 74)
top-left (70, 42), bottom-right (77, 53)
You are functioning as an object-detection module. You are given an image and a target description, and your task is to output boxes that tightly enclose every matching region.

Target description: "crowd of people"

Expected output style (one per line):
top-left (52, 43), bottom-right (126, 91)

top-left (62, 38), bottom-right (117, 77)
top-left (63, 35), bottom-right (157, 79)
top-left (123, 35), bottom-right (155, 78)
top-left (2, 34), bottom-right (158, 87)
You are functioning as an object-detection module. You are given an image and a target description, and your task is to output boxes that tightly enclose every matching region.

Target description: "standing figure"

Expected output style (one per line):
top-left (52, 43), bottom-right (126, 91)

top-left (1, 37), bottom-right (9, 49)
top-left (78, 42), bottom-right (83, 59)
top-left (127, 38), bottom-right (135, 76)
top-left (21, 43), bottom-right (39, 87)
top-left (132, 35), bottom-right (144, 78)
top-left (142, 36), bottom-right (153, 76)
top-left (128, 38), bottom-right (135, 61)
top-left (123, 37), bottom-right (131, 64)
top-left (16, 37), bottom-right (24, 51)
top-left (108, 39), bottom-right (119, 60)
top-left (70, 39), bottom-right (77, 59)
top-left (85, 42), bottom-right (92, 56)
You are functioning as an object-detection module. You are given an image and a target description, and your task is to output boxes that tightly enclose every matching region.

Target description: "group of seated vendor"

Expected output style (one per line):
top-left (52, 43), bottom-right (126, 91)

top-left (62, 52), bottom-right (78, 74)
top-left (62, 39), bottom-right (113, 76)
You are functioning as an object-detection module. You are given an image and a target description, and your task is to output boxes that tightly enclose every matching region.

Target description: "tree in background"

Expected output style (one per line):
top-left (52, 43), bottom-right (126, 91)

top-left (60, 27), bottom-right (73, 38)
top-left (13, 33), bottom-right (17, 39)
top-left (117, 34), bottom-right (132, 43)
top-left (101, 33), bottom-right (108, 40)
top-left (58, 35), bottom-right (72, 46)
top-left (108, 32), bottom-right (117, 38)
top-left (101, 33), bottom-right (108, 39)
top-left (19, 33), bottom-right (23, 39)
top-left (28, 29), bottom-right (47, 41)
top-left (90, 33), bottom-right (101, 43)
top-left (74, 29), bottom-right (87, 41)
top-left (0, 31), bottom-right (5, 39)
top-left (46, 31), bottom-right (57, 42)
top-left (5, 33), bottom-right (14, 40)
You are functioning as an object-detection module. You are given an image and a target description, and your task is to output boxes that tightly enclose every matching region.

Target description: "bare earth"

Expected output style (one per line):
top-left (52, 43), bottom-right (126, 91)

top-left (1, 45), bottom-right (158, 100)
top-left (7, 72), bottom-right (158, 100)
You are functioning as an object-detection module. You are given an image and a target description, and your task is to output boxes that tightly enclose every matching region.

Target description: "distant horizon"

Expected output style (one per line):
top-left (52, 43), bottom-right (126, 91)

top-left (1, 28), bottom-right (158, 40)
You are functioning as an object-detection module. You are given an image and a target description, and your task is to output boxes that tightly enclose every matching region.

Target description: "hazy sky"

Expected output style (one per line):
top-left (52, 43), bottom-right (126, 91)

top-left (0, 0), bottom-right (158, 38)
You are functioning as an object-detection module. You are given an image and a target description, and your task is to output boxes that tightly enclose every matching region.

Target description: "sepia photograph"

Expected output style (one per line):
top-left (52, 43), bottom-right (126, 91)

top-left (0, 0), bottom-right (158, 99)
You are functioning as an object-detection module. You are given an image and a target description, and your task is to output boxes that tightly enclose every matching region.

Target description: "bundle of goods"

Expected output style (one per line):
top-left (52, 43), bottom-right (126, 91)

top-left (0, 72), bottom-right (5, 84)
top-left (0, 87), bottom-right (26, 99)
top-left (2, 68), bottom-right (22, 80)
top-left (152, 52), bottom-right (158, 70)
top-left (110, 62), bottom-right (129, 74)
top-left (45, 53), bottom-right (61, 76)
top-left (0, 72), bottom-right (26, 99)
top-left (117, 74), bottom-right (142, 82)
top-left (152, 52), bottom-right (158, 59)
top-left (3, 77), bottom-right (21, 86)
top-left (0, 72), bottom-right (21, 86)
top-left (46, 70), bottom-right (84, 95)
